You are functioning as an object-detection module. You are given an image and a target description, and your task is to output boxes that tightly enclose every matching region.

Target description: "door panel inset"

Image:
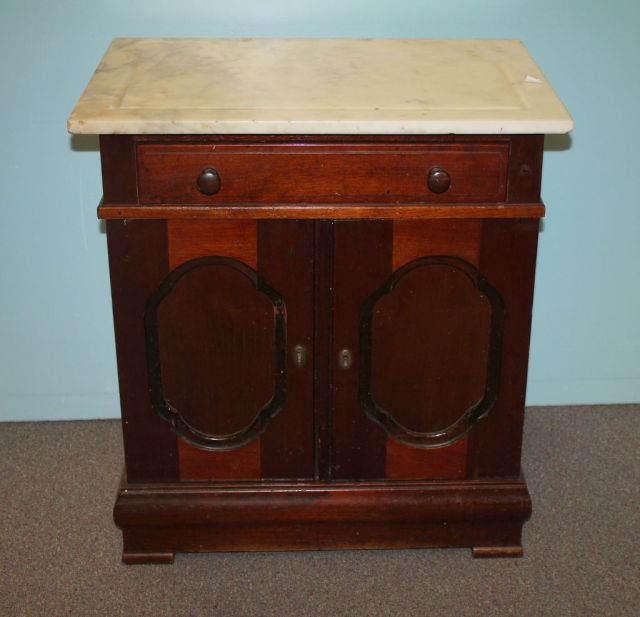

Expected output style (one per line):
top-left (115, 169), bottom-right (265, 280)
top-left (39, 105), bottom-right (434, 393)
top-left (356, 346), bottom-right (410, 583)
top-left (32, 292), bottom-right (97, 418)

top-left (145, 257), bottom-right (286, 450)
top-left (360, 256), bottom-right (503, 447)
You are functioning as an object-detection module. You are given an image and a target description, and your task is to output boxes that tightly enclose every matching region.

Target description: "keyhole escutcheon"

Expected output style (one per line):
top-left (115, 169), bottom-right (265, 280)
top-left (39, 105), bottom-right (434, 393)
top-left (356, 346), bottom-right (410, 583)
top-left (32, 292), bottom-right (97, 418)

top-left (338, 348), bottom-right (353, 370)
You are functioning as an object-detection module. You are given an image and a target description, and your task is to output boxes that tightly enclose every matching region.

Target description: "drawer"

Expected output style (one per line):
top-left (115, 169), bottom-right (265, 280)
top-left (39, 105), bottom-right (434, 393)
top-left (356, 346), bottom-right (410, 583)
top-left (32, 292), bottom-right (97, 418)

top-left (136, 142), bottom-right (509, 205)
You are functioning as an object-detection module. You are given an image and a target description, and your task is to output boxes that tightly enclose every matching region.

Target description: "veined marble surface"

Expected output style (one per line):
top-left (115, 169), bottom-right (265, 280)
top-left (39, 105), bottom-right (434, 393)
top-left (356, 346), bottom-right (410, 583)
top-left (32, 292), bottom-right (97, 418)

top-left (68, 38), bottom-right (573, 135)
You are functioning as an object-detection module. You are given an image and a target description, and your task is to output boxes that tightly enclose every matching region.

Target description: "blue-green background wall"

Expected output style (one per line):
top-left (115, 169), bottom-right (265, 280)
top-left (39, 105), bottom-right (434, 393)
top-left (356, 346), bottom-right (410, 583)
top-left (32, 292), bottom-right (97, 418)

top-left (1, 1), bottom-right (638, 420)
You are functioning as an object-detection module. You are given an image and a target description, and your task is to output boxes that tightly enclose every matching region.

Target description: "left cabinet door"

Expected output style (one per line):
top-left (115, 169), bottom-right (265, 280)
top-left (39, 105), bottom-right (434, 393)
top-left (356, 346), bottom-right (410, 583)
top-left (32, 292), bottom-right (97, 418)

top-left (107, 219), bottom-right (315, 483)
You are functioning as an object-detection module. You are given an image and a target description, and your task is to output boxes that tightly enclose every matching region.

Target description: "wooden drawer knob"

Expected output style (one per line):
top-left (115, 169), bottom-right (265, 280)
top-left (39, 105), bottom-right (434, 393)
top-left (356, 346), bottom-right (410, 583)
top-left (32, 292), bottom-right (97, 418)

top-left (196, 168), bottom-right (221, 195)
top-left (428, 167), bottom-right (451, 194)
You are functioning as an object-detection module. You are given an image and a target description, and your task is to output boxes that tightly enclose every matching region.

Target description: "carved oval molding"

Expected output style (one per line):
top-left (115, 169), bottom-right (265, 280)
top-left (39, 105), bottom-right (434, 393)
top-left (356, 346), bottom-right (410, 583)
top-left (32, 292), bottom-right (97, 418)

top-left (144, 256), bottom-right (286, 450)
top-left (359, 256), bottom-right (504, 448)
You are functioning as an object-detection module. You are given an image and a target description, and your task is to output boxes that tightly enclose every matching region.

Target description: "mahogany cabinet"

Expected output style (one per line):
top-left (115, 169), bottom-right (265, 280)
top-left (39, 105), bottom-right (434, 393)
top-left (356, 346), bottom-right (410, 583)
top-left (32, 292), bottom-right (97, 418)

top-left (99, 134), bottom-right (542, 562)
top-left (69, 38), bottom-right (572, 563)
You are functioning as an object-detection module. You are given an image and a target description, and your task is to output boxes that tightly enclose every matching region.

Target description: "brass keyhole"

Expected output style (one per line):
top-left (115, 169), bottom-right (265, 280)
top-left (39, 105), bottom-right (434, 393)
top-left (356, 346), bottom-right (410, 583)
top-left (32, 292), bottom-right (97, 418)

top-left (338, 348), bottom-right (353, 370)
top-left (292, 345), bottom-right (307, 368)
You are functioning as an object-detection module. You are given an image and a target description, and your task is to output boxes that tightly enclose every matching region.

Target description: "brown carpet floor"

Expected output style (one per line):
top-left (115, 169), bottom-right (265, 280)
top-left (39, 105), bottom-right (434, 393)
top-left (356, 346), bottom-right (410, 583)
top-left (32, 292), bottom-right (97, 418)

top-left (1, 405), bottom-right (638, 616)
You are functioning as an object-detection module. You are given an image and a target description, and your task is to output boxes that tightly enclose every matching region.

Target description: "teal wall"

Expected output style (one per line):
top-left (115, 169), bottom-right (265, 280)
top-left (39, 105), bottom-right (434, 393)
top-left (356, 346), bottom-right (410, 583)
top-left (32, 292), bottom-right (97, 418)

top-left (1, 1), bottom-right (638, 421)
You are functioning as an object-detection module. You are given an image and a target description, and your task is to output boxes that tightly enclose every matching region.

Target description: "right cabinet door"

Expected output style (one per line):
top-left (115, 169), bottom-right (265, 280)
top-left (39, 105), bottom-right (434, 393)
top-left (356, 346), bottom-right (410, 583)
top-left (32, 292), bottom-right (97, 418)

top-left (330, 218), bottom-right (539, 481)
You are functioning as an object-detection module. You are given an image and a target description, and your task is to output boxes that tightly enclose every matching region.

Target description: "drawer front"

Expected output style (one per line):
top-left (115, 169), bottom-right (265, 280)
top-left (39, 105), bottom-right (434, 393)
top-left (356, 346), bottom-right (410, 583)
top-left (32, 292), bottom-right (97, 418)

top-left (136, 142), bottom-right (509, 205)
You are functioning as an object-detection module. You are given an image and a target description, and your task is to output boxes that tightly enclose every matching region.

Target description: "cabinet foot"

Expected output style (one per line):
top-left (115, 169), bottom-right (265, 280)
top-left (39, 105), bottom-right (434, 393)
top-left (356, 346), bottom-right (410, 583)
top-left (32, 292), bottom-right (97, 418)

top-left (472, 546), bottom-right (523, 558)
top-left (122, 551), bottom-right (175, 565)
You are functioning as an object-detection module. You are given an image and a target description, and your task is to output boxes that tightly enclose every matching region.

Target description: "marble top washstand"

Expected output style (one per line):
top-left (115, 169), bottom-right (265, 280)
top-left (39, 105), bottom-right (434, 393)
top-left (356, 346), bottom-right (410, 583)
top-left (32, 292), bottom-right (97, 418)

top-left (68, 38), bottom-right (573, 136)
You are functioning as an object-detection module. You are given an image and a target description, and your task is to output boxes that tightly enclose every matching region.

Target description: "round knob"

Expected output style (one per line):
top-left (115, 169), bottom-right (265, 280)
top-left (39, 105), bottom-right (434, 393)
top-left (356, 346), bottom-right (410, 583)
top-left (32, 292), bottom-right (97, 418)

top-left (196, 168), bottom-right (221, 195)
top-left (427, 167), bottom-right (451, 194)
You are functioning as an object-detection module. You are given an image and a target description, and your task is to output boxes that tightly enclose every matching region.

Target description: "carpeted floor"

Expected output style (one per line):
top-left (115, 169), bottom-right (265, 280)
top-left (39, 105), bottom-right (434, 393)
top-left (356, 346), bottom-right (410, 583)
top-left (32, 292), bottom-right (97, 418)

top-left (0, 405), bottom-right (638, 616)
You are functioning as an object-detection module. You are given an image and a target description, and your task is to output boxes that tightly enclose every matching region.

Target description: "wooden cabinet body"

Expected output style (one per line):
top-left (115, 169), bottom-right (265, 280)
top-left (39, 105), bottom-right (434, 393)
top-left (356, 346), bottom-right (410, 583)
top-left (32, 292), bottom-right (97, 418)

top-left (102, 134), bottom-right (542, 562)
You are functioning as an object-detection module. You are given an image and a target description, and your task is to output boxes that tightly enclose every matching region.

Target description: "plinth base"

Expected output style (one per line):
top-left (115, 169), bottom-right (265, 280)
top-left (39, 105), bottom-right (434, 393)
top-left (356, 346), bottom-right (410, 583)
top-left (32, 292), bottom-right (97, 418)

top-left (114, 478), bottom-right (531, 563)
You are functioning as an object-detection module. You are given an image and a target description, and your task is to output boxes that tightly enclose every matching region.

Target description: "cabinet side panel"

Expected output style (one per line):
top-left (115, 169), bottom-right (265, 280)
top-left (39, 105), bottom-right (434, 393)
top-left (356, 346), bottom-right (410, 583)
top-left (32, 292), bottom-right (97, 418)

top-left (468, 219), bottom-right (539, 477)
top-left (106, 220), bottom-right (179, 482)
top-left (506, 136), bottom-right (544, 203)
top-left (258, 220), bottom-right (315, 479)
top-left (100, 135), bottom-right (138, 204)
top-left (331, 220), bottom-right (392, 479)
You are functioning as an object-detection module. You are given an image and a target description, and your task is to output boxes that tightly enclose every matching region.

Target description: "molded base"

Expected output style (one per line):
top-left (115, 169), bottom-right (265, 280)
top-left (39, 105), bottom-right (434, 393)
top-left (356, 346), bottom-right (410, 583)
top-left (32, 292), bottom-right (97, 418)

top-left (114, 477), bottom-right (531, 562)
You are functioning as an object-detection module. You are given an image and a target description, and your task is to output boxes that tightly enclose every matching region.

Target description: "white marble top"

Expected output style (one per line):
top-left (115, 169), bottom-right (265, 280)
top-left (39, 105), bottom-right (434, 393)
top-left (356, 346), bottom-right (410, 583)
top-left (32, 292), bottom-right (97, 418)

top-left (68, 38), bottom-right (573, 135)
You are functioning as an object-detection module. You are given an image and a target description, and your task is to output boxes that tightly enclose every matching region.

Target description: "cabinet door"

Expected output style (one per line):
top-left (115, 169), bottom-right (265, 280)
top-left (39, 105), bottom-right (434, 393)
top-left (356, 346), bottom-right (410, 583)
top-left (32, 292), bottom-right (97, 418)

top-left (330, 219), bottom-right (538, 480)
top-left (108, 219), bottom-right (315, 482)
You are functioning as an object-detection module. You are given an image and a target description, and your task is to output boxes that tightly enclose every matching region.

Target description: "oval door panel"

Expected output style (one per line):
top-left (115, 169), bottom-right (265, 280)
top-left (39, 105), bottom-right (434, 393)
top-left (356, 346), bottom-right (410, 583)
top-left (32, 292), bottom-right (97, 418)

top-left (360, 256), bottom-right (503, 447)
top-left (145, 257), bottom-right (286, 450)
